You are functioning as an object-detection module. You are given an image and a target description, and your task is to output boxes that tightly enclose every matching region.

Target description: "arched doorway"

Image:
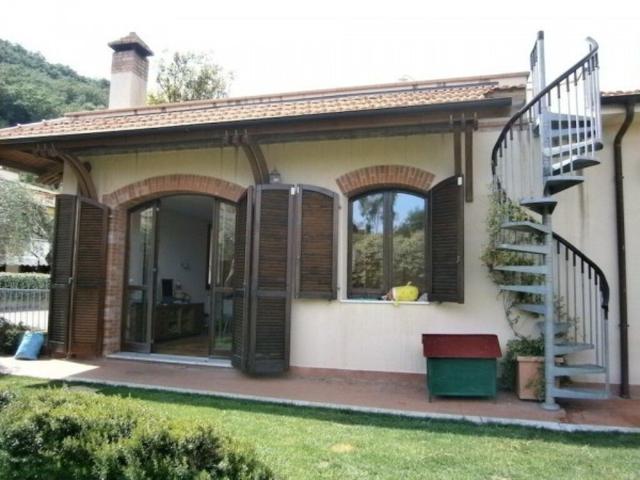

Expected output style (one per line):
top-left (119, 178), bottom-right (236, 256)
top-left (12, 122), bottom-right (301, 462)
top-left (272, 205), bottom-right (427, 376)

top-left (123, 194), bottom-right (236, 358)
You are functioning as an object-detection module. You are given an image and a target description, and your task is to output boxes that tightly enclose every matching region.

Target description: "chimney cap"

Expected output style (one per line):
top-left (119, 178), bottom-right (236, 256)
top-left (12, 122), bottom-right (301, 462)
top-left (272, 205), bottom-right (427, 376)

top-left (108, 32), bottom-right (153, 57)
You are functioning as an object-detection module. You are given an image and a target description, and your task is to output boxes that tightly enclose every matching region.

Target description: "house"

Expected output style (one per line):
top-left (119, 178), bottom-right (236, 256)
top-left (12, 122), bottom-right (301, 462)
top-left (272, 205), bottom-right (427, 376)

top-left (0, 32), bottom-right (637, 409)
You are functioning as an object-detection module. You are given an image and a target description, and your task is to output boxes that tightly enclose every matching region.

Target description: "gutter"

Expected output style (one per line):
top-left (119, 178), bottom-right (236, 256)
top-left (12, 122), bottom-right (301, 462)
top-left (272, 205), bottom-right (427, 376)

top-left (603, 95), bottom-right (638, 399)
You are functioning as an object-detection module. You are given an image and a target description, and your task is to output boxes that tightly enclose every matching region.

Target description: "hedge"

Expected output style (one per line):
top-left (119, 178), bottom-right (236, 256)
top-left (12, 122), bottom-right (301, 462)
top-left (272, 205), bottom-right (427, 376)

top-left (0, 387), bottom-right (275, 480)
top-left (0, 318), bottom-right (29, 355)
top-left (0, 273), bottom-right (50, 290)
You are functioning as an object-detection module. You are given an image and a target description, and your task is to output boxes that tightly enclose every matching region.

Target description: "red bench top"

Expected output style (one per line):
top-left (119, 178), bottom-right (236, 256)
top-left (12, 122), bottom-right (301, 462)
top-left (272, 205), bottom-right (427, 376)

top-left (422, 334), bottom-right (502, 358)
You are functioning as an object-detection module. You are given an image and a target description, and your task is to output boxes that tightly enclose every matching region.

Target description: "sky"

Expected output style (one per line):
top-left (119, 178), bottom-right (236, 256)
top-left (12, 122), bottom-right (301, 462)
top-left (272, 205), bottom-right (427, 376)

top-left (3, 0), bottom-right (640, 97)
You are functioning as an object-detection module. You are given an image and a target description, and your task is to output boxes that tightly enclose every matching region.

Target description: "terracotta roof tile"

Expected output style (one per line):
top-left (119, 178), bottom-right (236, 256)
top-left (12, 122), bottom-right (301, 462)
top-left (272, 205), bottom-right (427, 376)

top-left (0, 77), bottom-right (523, 142)
top-left (602, 89), bottom-right (640, 97)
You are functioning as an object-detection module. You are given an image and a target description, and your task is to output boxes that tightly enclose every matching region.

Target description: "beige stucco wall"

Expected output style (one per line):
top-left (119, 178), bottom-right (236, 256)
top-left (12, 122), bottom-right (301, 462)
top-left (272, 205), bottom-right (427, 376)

top-left (62, 119), bottom-right (639, 385)
top-left (552, 106), bottom-right (640, 387)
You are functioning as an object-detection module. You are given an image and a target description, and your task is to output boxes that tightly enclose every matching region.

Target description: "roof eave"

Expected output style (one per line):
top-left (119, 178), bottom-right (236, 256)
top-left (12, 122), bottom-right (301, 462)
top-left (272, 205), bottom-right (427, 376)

top-left (0, 96), bottom-right (513, 147)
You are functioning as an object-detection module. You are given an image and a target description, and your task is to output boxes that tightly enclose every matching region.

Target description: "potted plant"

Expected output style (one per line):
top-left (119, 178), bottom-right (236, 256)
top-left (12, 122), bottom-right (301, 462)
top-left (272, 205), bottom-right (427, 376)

top-left (501, 336), bottom-right (567, 401)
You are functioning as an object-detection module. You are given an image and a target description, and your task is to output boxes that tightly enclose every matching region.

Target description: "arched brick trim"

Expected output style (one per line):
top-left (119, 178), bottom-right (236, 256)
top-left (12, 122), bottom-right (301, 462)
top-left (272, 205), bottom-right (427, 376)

top-left (100, 174), bottom-right (246, 354)
top-left (335, 165), bottom-right (435, 197)
top-left (102, 174), bottom-right (246, 208)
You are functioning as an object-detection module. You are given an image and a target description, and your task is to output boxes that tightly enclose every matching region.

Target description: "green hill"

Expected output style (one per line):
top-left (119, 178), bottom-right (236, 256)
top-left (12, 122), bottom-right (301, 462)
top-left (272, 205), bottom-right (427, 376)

top-left (0, 39), bottom-right (109, 127)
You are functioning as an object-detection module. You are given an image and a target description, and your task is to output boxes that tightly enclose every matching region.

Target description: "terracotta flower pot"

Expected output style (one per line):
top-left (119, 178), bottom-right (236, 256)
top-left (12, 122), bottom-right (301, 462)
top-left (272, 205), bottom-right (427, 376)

top-left (516, 355), bottom-right (564, 401)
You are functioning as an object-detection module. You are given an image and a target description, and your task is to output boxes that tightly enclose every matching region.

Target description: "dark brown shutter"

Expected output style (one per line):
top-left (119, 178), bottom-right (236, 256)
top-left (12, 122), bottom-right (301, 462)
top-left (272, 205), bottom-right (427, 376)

top-left (295, 185), bottom-right (339, 299)
top-left (47, 195), bottom-right (108, 357)
top-left (68, 198), bottom-right (108, 356)
top-left (231, 187), bottom-right (253, 371)
top-left (47, 195), bottom-right (77, 355)
top-left (429, 175), bottom-right (464, 303)
top-left (249, 184), bottom-right (294, 375)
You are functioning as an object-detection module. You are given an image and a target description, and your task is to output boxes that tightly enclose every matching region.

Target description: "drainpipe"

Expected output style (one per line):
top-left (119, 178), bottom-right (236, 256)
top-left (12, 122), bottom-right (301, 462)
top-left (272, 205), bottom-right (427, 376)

top-left (612, 99), bottom-right (635, 399)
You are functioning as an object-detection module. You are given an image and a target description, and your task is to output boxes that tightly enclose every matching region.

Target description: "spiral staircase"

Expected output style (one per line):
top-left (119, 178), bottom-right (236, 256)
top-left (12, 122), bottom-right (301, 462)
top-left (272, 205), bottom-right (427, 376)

top-left (491, 32), bottom-right (609, 410)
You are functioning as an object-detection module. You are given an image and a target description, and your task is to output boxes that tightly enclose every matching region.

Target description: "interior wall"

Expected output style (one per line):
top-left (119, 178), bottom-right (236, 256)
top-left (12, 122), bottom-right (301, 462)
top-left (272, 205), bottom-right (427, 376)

top-left (156, 206), bottom-right (210, 311)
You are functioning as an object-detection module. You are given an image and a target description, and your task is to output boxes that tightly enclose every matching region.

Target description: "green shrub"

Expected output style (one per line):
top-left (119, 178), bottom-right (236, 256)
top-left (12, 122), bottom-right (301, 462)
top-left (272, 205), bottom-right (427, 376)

top-left (0, 317), bottom-right (29, 354)
top-left (0, 273), bottom-right (50, 289)
top-left (0, 387), bottom-right (275, 480)
top-left (499, 336), bottom-right (544, 391)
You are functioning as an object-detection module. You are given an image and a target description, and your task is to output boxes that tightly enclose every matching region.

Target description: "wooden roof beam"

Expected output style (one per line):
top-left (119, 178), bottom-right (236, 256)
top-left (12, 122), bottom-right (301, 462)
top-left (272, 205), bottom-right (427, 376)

top-left (36, 144), bottom-right (97, 201)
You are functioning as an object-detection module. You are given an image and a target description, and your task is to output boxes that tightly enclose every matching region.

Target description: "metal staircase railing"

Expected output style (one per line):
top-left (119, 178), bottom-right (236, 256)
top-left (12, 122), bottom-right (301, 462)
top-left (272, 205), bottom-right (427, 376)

top-left (490, 32), bottom-right (608, 409)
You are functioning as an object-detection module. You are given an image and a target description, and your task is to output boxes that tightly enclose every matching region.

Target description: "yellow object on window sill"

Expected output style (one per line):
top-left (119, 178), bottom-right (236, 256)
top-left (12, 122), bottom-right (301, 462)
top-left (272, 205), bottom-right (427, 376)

top-left (387, 282), bottom-right (419, 305)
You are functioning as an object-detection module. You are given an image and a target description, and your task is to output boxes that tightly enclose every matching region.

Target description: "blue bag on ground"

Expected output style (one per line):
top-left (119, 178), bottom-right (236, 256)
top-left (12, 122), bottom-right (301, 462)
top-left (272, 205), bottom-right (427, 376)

top-left (14, 331), bottom-right (44, 360)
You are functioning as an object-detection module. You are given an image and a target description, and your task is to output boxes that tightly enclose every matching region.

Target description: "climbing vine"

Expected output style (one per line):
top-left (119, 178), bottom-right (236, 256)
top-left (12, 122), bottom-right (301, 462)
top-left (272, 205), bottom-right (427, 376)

top-left (481, 190), bottom-right (539, 339)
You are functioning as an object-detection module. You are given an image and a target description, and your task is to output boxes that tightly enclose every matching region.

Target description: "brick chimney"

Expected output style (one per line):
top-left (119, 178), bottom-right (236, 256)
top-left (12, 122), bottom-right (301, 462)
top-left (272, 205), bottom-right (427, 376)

top-left (107, 32), bottom-right (153, 109)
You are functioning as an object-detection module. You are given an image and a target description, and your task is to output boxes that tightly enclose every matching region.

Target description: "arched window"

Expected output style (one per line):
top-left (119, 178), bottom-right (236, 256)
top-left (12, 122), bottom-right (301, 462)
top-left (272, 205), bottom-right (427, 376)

top-left (348, 190), bottom-right (427, 299)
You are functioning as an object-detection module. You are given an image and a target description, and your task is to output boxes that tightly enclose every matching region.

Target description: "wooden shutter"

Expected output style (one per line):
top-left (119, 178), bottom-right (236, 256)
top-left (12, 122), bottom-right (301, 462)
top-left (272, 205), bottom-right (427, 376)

top-left (48, 195), bottom-right (77, 355)
top-left (249, 184), bottom-right (294, 375)
top-left (231, 187), bottom-right (254, 371)
top-left (294, 185), bottom-right (339, 299)
top-left (68, 198), bottom-right (108, 356)
top-left (429, 175), bottom-right (464, 303)
top-left (47, 195), bottom-right (108, 357)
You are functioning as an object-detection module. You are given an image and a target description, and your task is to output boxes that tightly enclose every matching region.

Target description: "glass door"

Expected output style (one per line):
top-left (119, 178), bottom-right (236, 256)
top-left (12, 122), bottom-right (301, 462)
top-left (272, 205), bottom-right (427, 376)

top-left (123, 203), bottom-right (157, 353)
top-left (209, 201), bottom-right (236, 356)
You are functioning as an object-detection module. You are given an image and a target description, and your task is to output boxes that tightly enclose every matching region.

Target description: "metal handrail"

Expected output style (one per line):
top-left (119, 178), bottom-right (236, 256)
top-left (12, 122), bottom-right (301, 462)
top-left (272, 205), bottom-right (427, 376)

top-left (491, 37), bottom-right (599, 174)
top-left (552, 232), bottom-right (609, 317)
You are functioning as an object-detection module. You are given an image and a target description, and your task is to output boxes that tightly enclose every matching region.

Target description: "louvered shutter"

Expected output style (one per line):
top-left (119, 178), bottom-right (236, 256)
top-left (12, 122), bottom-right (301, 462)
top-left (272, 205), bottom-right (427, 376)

top-left (47, 195), bottom-right (77, 355)
top-left (429, 175), bottom-right (464, 303)
top-left (68, 198), bottom-right (108, 356)
top-left (231, 187), bottom-right (254, 371)
top-left (249, 184), bottom-right (294, 375)
top-left (294, 185), bottom-right (339, 299)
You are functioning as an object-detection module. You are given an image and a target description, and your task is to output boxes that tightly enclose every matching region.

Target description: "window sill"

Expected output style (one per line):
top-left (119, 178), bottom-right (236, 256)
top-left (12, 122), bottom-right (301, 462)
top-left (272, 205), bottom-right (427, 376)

top-left (339, 299), bottom-right (431, 306)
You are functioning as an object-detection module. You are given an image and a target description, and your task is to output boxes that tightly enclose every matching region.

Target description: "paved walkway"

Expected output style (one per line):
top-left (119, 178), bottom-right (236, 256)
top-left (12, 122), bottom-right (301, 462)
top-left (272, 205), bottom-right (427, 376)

top-left (1, 356), bottom-right (638, 432)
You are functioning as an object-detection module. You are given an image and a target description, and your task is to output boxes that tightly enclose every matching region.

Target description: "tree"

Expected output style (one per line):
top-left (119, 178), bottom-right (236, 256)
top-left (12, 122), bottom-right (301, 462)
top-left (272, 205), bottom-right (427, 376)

top-left (0, 179), bottom-right (52, 264)
top-left (0, 39), bottom-right (108, 127)
top-left (147, 51), bottom-right (233, 104)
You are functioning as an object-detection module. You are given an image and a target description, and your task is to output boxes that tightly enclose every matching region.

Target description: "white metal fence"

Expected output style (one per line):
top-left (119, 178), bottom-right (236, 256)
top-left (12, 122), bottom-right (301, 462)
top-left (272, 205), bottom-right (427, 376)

top-left (0, 288), bottom-right (49, 331)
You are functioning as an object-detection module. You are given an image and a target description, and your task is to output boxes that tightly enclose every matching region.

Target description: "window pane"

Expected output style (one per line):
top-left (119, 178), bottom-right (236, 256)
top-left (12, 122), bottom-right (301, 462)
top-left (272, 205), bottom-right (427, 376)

top-left (125, 206), bottom-right (154, 344)
top-left (392, 193), bottom-right (426, 292)
top-left (127, 206), bottom-right (154, 287)
top-left (351, 193), bottom-right (384, 296)
top-left (216, 203), bottom-right (236, 288)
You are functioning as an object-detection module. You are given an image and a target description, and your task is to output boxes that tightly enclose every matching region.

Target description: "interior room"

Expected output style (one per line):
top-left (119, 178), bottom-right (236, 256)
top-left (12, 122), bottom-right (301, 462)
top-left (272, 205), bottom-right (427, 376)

top-left (123, 194), bottom-right (236, 358)
top-left (152, 195), bottom-right (212, 357)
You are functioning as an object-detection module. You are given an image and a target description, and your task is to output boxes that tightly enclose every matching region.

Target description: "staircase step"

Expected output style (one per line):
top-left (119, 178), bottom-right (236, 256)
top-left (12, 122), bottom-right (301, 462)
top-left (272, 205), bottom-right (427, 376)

top-left (552, 157), bottom-right (600, 175)
top-left (554, 342), bottom-right (594, 355)
top-left (500, 221), bottom-right (549, 234)
top-left (536, 113), bottom-right (593, 134)
top-left (549, 128), bottom-right (593, 140)
top-left (494, 265), bottom-right (547, 275)
top-left (499, 284), bottom-right (546, 295)
top-left (544, 175), bottom-right (584, 195)
top-left (520, 197), bottom-right (557, 214)
top-left (517, 303), bottom-right (547, 315)
top-left (497, 243), bottom-right (548, 255)
top-left (544, 141), bottom-right (600, 157)
top-left (553, 364), bottom-right (606, 376)
top-left (536, 320), bottom-right (571, 333)
top-left (546, 112), bottom-right (593, 128)
top-left (550, 386), bottom-right (609, 400)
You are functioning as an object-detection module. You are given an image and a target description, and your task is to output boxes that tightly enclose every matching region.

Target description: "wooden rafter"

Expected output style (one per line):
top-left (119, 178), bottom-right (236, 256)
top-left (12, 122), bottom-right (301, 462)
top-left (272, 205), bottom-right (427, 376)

top-left (0, 147), bottom-right (60, 175)
top-left (240, 132), bottom-right (269, 184)
top-left (224, 130), bottom-right (270, 184)
top-left (449, 114), bottom-right (477, 202)
top-left (36, 144), bottom-right (98, 200)
top-left (36, 163), bottom-right (64, 187)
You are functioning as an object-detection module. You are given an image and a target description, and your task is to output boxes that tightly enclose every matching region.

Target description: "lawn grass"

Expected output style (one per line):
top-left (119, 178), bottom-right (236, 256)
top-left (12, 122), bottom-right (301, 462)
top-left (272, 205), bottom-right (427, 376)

top-left (2, 375), bottom-right (639, 480)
